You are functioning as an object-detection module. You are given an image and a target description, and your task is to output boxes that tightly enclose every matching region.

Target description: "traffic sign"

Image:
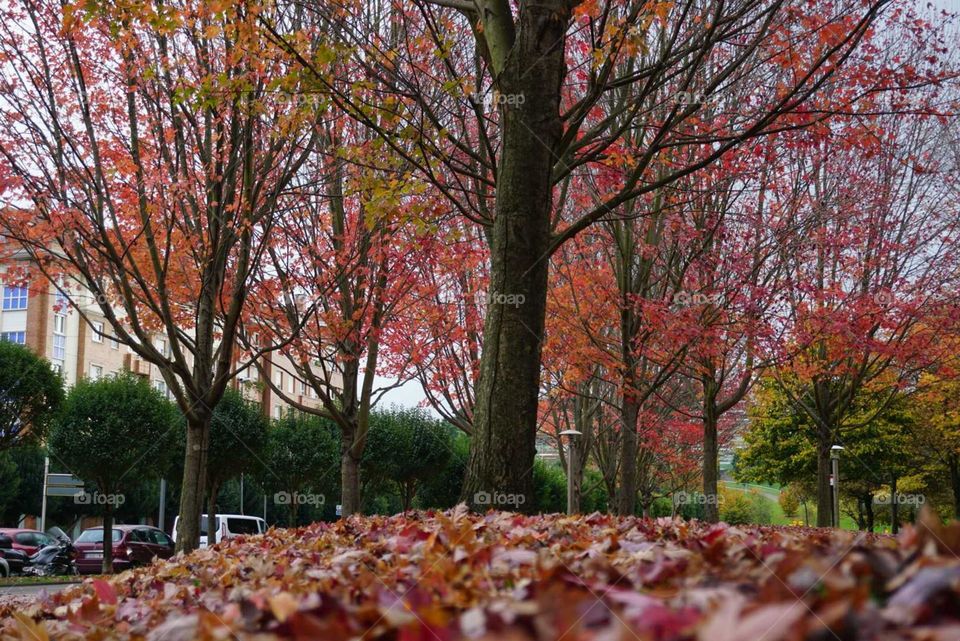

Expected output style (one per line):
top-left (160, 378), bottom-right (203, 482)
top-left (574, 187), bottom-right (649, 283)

top-left (47, 473), bottom-right (83, 487)
top-left (46, 486), bottom-right (84, 497)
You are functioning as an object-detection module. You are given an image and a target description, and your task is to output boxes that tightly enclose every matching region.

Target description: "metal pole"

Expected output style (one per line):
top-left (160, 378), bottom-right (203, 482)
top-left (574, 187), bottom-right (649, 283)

top-left (832, 456), bottom-right (840, 528)
top-left (158, 479), bottom-right (167, 531)
top-left (263, 494), bottom-right (267, 522)
top-left (40, 456), bottom-right (49, 531)
top-left (240, 474), bottom-right (244, 515)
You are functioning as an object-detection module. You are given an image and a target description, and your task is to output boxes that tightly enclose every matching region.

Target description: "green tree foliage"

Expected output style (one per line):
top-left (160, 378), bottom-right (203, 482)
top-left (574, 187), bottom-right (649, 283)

top-left (362, 408), bottom-right (452, 511)
top-left (258, 412), bottom-right (339, 525)
top-left (0, 450), bottom-right (19, 517)
top-left (48, 373), bottom-right (178, 572)
top-left (0, 340), bottom-right (63, 450)
top-left (202, 389), bottom-right (268, 537)
top-left (416, 432), bottom-right (471, 510)
top-left (738, 377), bottom-right (936, 531)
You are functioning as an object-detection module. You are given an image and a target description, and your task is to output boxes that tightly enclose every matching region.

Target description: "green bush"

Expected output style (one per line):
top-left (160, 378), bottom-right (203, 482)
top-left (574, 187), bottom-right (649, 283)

top-left (779, 484), bottom-right (802, 517)
top-left (720, 487), bottom-right (773, 525)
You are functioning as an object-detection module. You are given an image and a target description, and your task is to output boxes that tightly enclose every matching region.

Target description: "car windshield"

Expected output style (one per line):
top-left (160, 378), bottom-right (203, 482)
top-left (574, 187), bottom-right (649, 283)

top-left (75, 529), bottom-right (123, 543)
top-left (226, 518), bottom-right (261, 535)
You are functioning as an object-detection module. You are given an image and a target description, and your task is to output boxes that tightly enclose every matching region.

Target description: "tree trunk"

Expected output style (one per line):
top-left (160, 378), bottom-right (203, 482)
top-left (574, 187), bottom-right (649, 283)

top-left (102, 503), bottom-right (114, 574)
top-left (948, 453), bottom-right (960, 519)
top-left (206, 481), bottom-right (220, 547)
top-left (176, 418), bottom-right (210, 553)
top-left (567, 437), bottom-right (584, 514)
top-left (461, 1), bottom-right (569, 512)
top-left (890, 474), bottom-right (899, 534)
top-left (616, 398), bottom-right (640, 516)
top-left (341, 427), bottom-right (361, 516)
top-left (702, 380), bottom-right (720, 523)
top-left (865, 495), bottom-right (874, 532)
top-left (816, 438), bottom-right (832, 526)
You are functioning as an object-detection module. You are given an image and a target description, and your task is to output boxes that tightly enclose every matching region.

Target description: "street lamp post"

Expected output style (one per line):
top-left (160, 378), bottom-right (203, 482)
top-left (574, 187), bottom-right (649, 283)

top-left (830, 445), bottom-right (844, 528)
top-left (559, 430), bottom-right (583, 515)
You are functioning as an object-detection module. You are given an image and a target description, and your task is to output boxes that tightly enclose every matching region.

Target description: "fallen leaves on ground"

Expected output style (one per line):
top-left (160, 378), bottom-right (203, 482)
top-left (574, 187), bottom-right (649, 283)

top-left (3, 507), bottom-right (960, 640)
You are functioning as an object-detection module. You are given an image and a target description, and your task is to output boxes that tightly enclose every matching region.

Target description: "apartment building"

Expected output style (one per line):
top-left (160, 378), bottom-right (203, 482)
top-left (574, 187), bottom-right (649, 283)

top-left (0, 268), bottom-right (329, 419)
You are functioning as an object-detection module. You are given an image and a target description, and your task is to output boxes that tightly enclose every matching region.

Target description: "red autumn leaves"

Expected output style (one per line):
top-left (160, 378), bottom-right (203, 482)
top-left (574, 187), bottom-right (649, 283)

top-left (3, 508), bottom-right (960, 640)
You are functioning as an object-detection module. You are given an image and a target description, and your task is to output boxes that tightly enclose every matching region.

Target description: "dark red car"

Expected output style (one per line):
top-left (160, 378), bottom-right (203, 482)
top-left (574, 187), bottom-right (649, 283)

top-left (74, 525), bottom-right (175, 574)
top-left (0, 528), bottom-right (57, 556)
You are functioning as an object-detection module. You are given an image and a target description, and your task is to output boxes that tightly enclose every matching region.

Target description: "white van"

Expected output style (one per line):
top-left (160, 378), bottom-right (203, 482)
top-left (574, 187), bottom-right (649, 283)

top-left (171, 514), bottom-right (266, 547)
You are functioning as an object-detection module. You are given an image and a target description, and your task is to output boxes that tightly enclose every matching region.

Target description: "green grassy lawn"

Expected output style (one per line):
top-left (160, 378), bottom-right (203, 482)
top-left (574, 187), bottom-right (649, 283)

top-left (0, 575), bottom-right (84, 587)
top-left (719, 481), bottom-right (861, 529)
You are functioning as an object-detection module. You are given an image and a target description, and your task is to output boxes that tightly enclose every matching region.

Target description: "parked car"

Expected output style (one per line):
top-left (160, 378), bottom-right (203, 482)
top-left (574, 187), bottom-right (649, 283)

top-left (172, 514), bottom-right (265, 547)
top-left (0, 528), bottom-right (57, 556)
top-left (0, 556), bottom-right (8, 578)
top-left (0, 534), bottom-right (29, 574)
top-left (73, 525), bottom-right (175, 574)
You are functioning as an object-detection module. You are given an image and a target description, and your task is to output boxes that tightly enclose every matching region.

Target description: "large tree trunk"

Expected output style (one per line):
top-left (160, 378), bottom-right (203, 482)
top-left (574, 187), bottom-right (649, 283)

top-left (702, 380), bottom-right (720, 523)
top-left (816, 438), bottom-right (832, 526)
top-left (616, 397), bottom-right (640, 515)
top-left (341, 426), bottom-right (362, 516)
top-left (102, 503), bottom-right (114, 574)
top-left (461, 1), bottom-right (569, 511)
top-left (176, 418), bottom-right (210, 553)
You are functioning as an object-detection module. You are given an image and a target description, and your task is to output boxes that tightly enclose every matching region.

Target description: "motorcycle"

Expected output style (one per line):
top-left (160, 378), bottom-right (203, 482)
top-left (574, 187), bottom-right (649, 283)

top-left (23, 527), bottom-right (79, 576)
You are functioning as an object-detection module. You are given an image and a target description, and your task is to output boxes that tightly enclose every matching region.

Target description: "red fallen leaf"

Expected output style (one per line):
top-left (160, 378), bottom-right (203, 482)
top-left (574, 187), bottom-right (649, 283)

top-left (91, 579), bottom-right (118, 605)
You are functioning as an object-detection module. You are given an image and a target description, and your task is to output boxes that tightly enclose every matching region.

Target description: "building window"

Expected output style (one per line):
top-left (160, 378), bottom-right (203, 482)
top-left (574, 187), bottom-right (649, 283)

top-left (89, 364), bottom-right (103, 380)
top-left (54, 289), bottom-right (69, 311)
top-left (92, 322), bottom-right (104, 343)
top-left (153, 379), bottom-right (168, 398)
top-left (53, 333), bottom-right (66, 361)
top-left (273, 405), bottom-right (282, 419)
top-left (51, 362), bottom-right (62, 374)
top-left (53, 313), bottom-right (66, 335)
top-left (0, 331), bottom-right (25, 344)
top-left (110, 338), bottom-right (119, 349)
top-left (2, 286), bottom-right (27, 311)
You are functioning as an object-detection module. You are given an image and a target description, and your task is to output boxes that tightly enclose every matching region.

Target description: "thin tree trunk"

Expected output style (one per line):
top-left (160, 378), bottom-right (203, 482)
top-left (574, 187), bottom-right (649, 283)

top-left (461, 1), bottom-right (569, 511)
top-left (865, 495), bottom-right (874, 532)
top-left (890, 474), bottom-right (899, 534)
top-left (341, 426), bottom-right (361, 516)
top-left (816, 438), bottom-right (832, 526)
top-left (206, 481), bottom-right (220, 547)
top-left (702, 380), bottom-right (720, 523)
top-left (948, 454), bottom-right (960, 519)
top-left (616, 398), bottom-right (640, 516)
top-left (176, 418), bottom-right (210, 553)
top-left (102, 503), bottom-right (114, 574)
